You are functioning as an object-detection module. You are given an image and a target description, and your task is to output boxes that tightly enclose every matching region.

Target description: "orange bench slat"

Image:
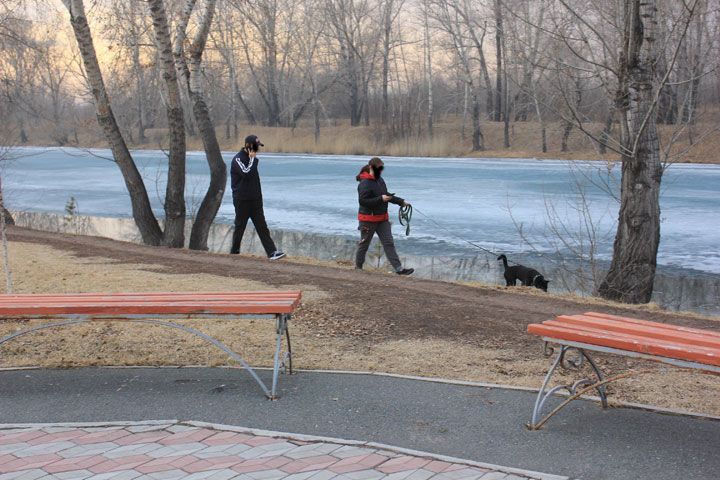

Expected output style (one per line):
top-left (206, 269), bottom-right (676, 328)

top-left (527, 323), bottom-right (720, 366)
top-left (539, 320), bottom-right (720, 355)
top-left (0, 291), bottom-right (302, 316)
top-left (0, 291), bottom-right (301, 301)
top-left (583, 312), bottom-right (720, 338)
top-left (553, 315), bottom-right (720, 350)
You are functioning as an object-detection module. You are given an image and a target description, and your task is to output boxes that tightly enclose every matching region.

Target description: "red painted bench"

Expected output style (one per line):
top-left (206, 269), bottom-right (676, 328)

top-left (527, 312), bottom-right (720, 428)
top-left (0, 291), bottom-right (302, 399)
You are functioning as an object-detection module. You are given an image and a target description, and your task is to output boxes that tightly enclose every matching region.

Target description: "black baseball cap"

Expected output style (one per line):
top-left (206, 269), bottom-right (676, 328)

top-left (244, 135), bottom-right (264, 150)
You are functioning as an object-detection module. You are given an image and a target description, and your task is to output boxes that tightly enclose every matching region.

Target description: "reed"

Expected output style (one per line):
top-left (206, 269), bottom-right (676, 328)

top-left (18, 113), bottom-right (720, 163)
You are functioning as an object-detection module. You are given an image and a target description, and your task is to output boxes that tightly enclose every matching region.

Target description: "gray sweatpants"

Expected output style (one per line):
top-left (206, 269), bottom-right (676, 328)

top-left (355, 220), bottom-right (402, 271)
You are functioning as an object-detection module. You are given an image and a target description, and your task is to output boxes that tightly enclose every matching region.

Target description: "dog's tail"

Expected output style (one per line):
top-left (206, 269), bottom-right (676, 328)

top-left (497, 254), bottom-right (508, 269)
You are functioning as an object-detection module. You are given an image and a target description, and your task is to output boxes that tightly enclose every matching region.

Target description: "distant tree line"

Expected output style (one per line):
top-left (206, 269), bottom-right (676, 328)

top-left (1, 0), bottom-right (717, 152)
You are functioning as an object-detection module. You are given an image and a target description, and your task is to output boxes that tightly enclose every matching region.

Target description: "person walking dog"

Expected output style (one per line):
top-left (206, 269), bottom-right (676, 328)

top-left (229, 135), bottom-right (285, 260)
top-left (355, 157), bottom-right (413, 275)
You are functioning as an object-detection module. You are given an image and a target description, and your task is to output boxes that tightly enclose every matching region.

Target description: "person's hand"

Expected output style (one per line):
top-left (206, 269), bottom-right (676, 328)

top-left (382, 195), bottom-right (393, 202)
top-left (402, 201), bottom-right (410, 207)
top-left (248, 150), bottom-right (256, 159)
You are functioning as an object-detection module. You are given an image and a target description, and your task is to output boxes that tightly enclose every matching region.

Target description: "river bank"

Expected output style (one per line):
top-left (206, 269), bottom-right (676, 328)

top-left (11, 117), bottom-right (720, 163)
top-left (9, 211), bottom-right (720, 317)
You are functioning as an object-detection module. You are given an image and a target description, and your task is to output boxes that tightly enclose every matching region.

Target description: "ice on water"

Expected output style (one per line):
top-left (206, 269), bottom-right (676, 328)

top-left (4, 147), bottom-right (719, 275)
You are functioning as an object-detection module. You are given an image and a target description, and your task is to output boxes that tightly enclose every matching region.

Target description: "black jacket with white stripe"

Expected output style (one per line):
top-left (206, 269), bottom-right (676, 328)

top-left (230, 148), bottom-right (262, 201)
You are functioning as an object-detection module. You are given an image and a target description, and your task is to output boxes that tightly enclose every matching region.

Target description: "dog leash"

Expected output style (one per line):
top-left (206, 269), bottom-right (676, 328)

top-left (412, 206), bottom-right (515, 261)
top-left (399, 204), bottom-right (412, 236)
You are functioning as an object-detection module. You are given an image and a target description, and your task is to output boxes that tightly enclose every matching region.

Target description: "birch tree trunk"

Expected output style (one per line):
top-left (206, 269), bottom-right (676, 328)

top-left (493, 0), bottom-right (503, 122)
top-left (598, 0), bottom-right (662, 303)
top-left (148, 0), bottom-right (186, 249)
top-left (60, 0), bottom-right (163, 246)
top-left (381, 0), bottom-right (392, 126)
top-left (424, 0), bottom-right (433, 139)
top-left (174, 0), bottom-right (227, 251)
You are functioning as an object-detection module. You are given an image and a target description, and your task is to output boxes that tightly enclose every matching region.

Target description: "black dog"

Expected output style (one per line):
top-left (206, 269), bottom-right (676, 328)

top-left (497, 254), bottom-right (550, 292)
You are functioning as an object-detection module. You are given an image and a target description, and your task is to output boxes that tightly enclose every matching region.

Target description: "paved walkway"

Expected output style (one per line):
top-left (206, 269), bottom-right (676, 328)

top-left (0, 421), bottom-right (558, 479)
top-left (1, 368), bottom-right (718, 479)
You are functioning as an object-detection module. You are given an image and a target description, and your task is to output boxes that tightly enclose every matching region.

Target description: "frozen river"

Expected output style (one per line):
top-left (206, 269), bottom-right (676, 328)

top-left (3, 146), bottom-right (720, 277)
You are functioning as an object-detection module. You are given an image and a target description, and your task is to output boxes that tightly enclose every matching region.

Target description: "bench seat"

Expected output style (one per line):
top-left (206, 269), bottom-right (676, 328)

top-left (528, 312), bottom-right (720, 367)
top-left (527, 312), bottom-right (720, 429)
top-left (0, 291), bottom-right (301, 316)
top-left (0, 291), bottom-right (302, 399)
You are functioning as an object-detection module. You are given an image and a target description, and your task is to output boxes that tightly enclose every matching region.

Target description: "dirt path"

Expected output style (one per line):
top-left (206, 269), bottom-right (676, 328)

top-left (3, 226), bottom-right (720, 416)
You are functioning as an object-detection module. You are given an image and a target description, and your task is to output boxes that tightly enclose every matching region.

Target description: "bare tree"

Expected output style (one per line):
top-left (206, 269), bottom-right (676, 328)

top-left (429, 0), bottom-right (485, 150)
top-left (211, 1), bottom-right (256, 133)
top-left (34, 21), bottom-right (75, 145)
top-left (506, 0), bottom-right (546, 123)
top-left (60, 0), bottom-right (164, 245)
top-left (0, 1), bottom-right (17, 293)
top-left (422, 0), bottom-right (434, 139)
top-left (292, 0), bottom-right (335, 141)
top-left (0, 15), bottom-right (35, 144)
top-left (324, 0), bottom-right (381, 127)
top-left (0, 107), bottom-right (12, 293)
top-left (546, 0), bottom-right (703, 303)
top-left (493, 0), bottom-right (503, 122)
top-left (105, 1), bottom-right (156, 142)
top-left (596, 0), bottom-right (664, 302)
top-left (147, 0), bottom-right (186, 248)
top-left (232, 0), bottom-right (298, 126)
top-left (0, 169), bottom-right (11, 293)
top-left (380, 0), bottom-right (404, 127)
top-left (173, 0), bottom-right (227, 251)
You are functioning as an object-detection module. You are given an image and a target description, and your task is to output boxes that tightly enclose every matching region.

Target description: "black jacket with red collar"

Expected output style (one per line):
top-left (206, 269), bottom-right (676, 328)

top-left (356, 172), bottom-right (404, 222)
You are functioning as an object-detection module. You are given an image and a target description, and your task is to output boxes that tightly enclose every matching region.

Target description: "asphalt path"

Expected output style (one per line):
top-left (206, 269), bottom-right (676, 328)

top-left (1, 367), bottom-right (718, 480)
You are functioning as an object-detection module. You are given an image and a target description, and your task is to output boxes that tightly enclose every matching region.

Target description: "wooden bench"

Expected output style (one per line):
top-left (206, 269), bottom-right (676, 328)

top-left (0, 291), bottom-right (302, 399)
top-left (527, 311), bottom-right (720, 429)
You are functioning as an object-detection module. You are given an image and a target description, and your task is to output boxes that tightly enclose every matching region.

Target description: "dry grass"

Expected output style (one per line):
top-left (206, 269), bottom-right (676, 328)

top-left (1, 241), bottom-right (719, 417)
top-left (22, 113), bottom-right (720, 163)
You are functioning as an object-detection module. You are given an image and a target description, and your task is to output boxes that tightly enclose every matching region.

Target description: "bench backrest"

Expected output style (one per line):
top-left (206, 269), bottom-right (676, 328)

top-left (0, 291), bottom-right (302, 316)
top-left (528, 312), bottom-right (720, 367)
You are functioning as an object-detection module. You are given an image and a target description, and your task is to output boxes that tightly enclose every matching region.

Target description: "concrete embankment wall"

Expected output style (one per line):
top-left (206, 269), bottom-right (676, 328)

top-left (9, 211), bottom-right (720, 317)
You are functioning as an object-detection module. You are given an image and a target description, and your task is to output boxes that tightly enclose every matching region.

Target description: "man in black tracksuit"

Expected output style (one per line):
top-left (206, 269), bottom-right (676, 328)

top-left (355, 157), bottom-right (413, 275)
top-left (229, 135), bottom-right (285, 260)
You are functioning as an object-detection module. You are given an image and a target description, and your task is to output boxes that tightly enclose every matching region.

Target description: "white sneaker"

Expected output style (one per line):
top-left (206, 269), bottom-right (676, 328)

top-left (269, 251), bottom-right (286, 260)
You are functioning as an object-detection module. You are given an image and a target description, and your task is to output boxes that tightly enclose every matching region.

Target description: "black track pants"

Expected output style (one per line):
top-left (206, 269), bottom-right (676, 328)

top-left (230, 198), bottom-right (277, 256)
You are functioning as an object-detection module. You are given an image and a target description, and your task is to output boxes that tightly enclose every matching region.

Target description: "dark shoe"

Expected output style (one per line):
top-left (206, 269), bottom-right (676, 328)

top-left (396, 268), bottom-right (414, 276)
top-left (230, 250), bottom-right (239, 255)
top-left (269, 251), bottom-right (286, 260)
top-left (355, 266), bottom-right (363, 270)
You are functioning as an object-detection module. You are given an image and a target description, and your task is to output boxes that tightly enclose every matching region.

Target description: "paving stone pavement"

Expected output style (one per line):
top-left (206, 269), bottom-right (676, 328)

top-left (0, 421), bottom-right (566, 479)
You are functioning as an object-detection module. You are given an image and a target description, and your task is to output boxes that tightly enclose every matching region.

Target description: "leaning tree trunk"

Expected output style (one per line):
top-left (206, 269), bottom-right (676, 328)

top-left (174, 0), bottom-right (227, 251)
top-left (61, 0), bottom-right (162, 246)
top-left (148, 0), bottom-right (186, 248)
top-left (598, 0), bottom-right (662, 304)
top-left (0, 174), bottom-right (12, 293)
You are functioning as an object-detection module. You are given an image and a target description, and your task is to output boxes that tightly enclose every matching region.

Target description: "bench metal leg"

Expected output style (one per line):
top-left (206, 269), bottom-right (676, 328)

top-left (0, 318), bottom-right (287, 400)
top-left (270, 314), bottom-right (293, 400)
top-left (530, 343), bottom-right (608, 429)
